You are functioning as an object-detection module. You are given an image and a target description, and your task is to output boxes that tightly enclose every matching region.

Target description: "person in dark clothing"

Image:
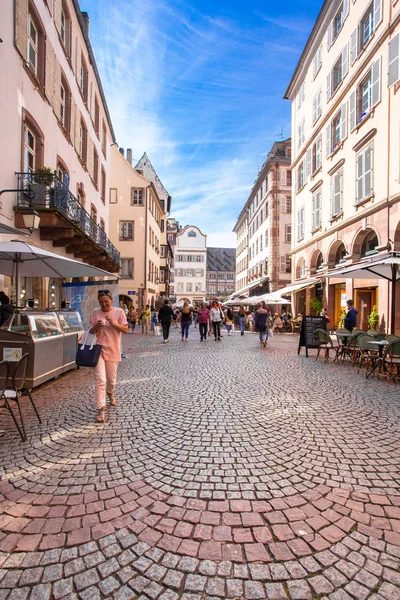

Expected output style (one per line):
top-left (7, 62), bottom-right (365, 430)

top-left (158, 299), bottom-right (175, 343)
top-left (344, 299), bottom-right (358, 332)
top-left (254, 302), bottom-right (269, 348)
top-left (0, 294), bottom-right (14, 326)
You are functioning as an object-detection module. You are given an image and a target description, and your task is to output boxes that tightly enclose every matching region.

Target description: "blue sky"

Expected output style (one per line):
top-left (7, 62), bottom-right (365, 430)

top-left (85, 0), bottom-right (323, 247)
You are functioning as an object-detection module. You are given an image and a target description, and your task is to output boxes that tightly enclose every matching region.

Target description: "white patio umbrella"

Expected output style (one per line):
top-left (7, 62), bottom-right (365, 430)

top-left (0, 240), bottom-right (118, 305)
top-left (0, 222), bottom-right (29, 236)
top-left (329, 251), bottom-right (400, 334)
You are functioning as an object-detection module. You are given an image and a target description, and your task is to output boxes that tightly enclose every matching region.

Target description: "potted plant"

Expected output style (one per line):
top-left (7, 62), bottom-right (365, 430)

top-left (338, 308), bottom-right (346, 328)
top-left (368, 305), bottom-right (380, 331)
top-left (309, 296), bottom-right (323, 316)
top-left (31, 167), bottom-right (54, 208)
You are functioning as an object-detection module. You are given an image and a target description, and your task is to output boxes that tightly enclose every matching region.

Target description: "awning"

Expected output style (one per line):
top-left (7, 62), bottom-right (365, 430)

top-left (231, 276), bottom-right (269, 298)
top-left (273, 278), bottom-right (319, 296)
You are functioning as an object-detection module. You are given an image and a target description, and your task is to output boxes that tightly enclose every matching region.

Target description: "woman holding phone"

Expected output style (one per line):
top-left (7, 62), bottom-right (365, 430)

top-left (89, 290), bottom-right (128, 423)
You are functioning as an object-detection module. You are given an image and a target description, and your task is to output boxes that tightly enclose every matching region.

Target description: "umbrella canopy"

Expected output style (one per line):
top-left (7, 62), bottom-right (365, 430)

top-left (0, 223), bottom-right (29, 237)
top-left (329, 251), bottom-right (400, 334)
top-left (0, 240), bottom-right (118, 305)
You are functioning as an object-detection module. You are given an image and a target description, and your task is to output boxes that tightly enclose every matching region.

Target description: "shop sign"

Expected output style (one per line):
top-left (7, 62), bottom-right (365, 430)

top-left (4, 348), bottom-right (23, 361)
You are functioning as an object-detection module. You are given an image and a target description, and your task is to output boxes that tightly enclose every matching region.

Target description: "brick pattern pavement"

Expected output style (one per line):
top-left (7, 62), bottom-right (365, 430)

top-left (0, 328), bottom-right (399, 599)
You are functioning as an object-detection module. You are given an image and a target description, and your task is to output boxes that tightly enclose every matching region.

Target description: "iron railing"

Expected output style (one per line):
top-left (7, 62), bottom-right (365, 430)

top-left (16, 172), bottom-right (120, 265)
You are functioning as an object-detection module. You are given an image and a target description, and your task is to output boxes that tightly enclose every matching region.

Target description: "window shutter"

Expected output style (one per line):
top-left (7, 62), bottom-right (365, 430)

top-left (280, 169), bottom-right (286, 186)
top-left (327, 72), bottom-right (332, 101)
top-left (350, 27), bottom-right (358, 65)
top-left (388, 33), bottom-right (400, 88)
top-left (328, 22), bottom-right (333, 49)
top-left (365, 146), bottom-right (372, 197)
top-left (373, 0), bottom-right (382, 30)
top-left (372, 56), bottom-right (381, 107)
top-left (326, 123), bottom-right (332, 157)
top-left (280, 195), bottom-right (287, 212)
top-left (340, 102), bottom-right (347, 141)
top-left (342, 42), bottom-right (349, 78)
top-left (349, 90), bottom-right (357, 130)
top-left (343, 0), bottom-right (349, 17)
top-left (312, 95), bottom-right (317, 122)
top-left (312, 194), bottom-right (317, 229)
top-left (356, 153), bottom-right (363, 203)
top-left (306, 148), bottom-right (312, 177)
top-left (280, 256), bottom-right (286, 273)
top-left (301, 207), bottom-right (305, 238)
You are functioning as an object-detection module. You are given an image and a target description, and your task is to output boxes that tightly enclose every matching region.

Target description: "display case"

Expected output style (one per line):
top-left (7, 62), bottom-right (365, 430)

top-left (0, 310), bottom-right (83, 388)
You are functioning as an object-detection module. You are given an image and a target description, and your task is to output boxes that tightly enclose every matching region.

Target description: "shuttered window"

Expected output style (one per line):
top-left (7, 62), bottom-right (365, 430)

top-left (388, 33), bottom-right (400, 88)
top-left (356, 144), bottom-right (373, 203)
top-left (312, 189), bottom-right (322, 230)
top-left (331, 169), bottom-right (343, 217)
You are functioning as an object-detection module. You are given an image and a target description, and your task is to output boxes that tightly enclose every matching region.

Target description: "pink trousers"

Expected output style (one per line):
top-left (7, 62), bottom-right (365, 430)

top-left (94, 356), bottom-right (118, 409)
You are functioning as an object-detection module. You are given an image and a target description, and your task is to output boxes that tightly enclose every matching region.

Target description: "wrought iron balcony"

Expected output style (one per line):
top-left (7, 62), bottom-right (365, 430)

top-left (15, 172), bottom-right (120, 269)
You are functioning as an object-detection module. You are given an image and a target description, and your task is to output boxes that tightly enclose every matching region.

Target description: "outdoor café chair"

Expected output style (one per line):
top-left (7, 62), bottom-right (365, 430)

top-left (315, 329), bottom-right (339, 362)
top-left (352, 328), bottom-right (365, 335)
top-left (345, 332), bottom-right (364, 365)
top-left (357, 334), bottom-right (380, 377)
top-left (382, 340), bottom-right (400, 383)
top-left (2, 354), bottom-right (41, 441)
top-left (385, 334), bottom-right (400, 342)
top-left (0, 360), bottom-right (25, 441)
top-left (367, 331), bottom-right (386, 340)
top-left (335, 328), bottom-right (352, 361)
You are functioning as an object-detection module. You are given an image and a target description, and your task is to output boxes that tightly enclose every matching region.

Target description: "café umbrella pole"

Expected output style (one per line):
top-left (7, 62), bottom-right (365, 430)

top-left (391, 263), bottom-right (397, 335)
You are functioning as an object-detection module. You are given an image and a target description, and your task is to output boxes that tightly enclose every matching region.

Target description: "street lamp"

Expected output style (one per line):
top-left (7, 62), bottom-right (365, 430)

top-left (19, 205), bottom-right (41, 233)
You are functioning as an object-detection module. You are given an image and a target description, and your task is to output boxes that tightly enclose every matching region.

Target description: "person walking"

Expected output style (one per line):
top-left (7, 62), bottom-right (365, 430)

top-left (344, 299), bottom-right (358, 332)
top-left (128, 306), bottom-right (137, 333)
top-left (254, 302), bottom-right (269, 348)
top-left (158, 299), bottom-right (175, 343)
top-left (238, 306), bottom-right (246, 336)
top-left (224, 307), bottom-right (234, 335)
top-left (151, 308), bottom-right (158, 334)
top-left (89, 290), bottom-right (128, 423)
top-left (210, 300), bottom-right (223, 341)
top-left (197, 302), bottom-right (210, 341)
top-left (141, 304), bottom-right (150, 335)
top-left (178, 302), bottom-right (192, 342)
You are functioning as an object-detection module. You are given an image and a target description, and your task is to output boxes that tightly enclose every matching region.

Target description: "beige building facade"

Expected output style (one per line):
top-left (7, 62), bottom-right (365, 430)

top-left (0, 0), bottom-right (118, 307)
top-left (233, 139), bottom-right (292, 298)
top-left (285, 0), bottom-right (400, 332)
top-left (174, 226), bottom-right (207, 306)
top-left (108, 147), bottom-right (167, 309)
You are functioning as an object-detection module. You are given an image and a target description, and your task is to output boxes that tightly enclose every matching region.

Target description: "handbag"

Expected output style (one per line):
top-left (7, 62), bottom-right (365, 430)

top-left (76, 333), bottom-right (102, 368)
top-left (154, 325), bottom-right (162, 336)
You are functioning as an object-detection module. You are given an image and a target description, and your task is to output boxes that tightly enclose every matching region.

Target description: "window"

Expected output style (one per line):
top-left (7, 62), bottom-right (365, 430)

top-left (349, 58), bottom-right (381, 129)
top-left (285, 225), bottom-right (292, 244)
top-left (264, 230), bottom-right (269, 247)
top-left (101, 167), bottom-right (106, 204)
top-left (60, 81), bottom-right (66, 126)
top-left (120, 221), bottom-right (134, 241)
top-left (328, 0), bottom-right (349, 48)
top-left (280, 195), bottom-right (291, 213)
top-left (255, 239), bottom-right (259, 255)
top-left (388, 33), bottom-right (400, 88)
top-left (296, 161), bottom-right (305, 191)
top-left (24, 125), bottom-right (37, 172)
top-left (260, 234), bottom-right (263, 251)
top-left (330, 168), bottom-right (343, 217)
top-left (312, 137), bottom-right (322, 173)
top-left (177, 282), bottom-right (184, 293)
top-left (313, 45), bottom-right (322, 78)
top-left (79, 54), bottom-right (88, 102)
top-left (327, 44), bottom-right (349, 100)
top-left (28, 15), bottom-right (39, 75)
top-left (121, 258), bottom-right (133, 279)
top-left (298, 119), bottom-right (305, 148)
top-left (60, 5), bottom-right (66, 46)
top-left (299, 259), bottom-right (306, 278)
top-left (93, 147), bottom-right (99, 187)
top-left (312, 89), bottom-right (322, 124)
top-left (287, 171), bottom-right (292, 187)
top-left (56, 159), bottom-right (68, 183)
top-left (79, 118), bottom-right (87, 163)
top-left (356, 144), bottom-right (373, 203)
top-left (186, 283), bottom-right (193, 293)
top-left (312, 189), bottom-right (322, 230)
top-left (100, 218), bottom-right (105, 231)
top-left (110, 188), bottom-right (117, 204)
top-left (297, 206), bottom-right (305, 240)
top-left (101, 120), bottom-right (107, 157)
top-left (90, 204), bottom-right (97, 224)
top-left (59, 1), bottom-right (71, 55)
top-left (131, 188), bottom-right (144, 205)
top-left (326, 103), bottom-right (347, 156)
top-left (360, 4), bottom-right (374, 49)
top-left (361, 230), bottom-right (379, 257)
top-left (280, 255), bottom-right (288, 273)
top-left (351, 0), bottom-right (382, 64)
top-left (93, 95), bottom-right (100, 136)
top-left (297, 82), bottom-right (305, 108)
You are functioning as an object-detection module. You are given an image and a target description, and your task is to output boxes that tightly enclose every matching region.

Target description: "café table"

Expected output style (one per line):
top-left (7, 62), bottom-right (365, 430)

top-left (366, 340), bottom-right (389, 379)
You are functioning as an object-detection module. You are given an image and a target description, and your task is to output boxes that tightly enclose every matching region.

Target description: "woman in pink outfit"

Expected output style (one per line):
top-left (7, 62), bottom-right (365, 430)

top-left (89, 290), bottom-right (128, 423)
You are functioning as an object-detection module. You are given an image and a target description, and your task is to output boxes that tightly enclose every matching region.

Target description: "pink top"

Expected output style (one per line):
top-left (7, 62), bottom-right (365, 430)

top-left (90, 307), bottom-right (128, 362)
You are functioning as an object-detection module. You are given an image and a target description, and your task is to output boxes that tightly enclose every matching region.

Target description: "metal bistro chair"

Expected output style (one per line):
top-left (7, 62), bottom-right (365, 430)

top-left (0, 360), bottom-right (25, 440)
top-left (382, 340), bottom-right (400, 383)
top-left (385, 334), bottom-right (400, 342)
top-left (357, 334), bottom-right (380, 377)
top-left (335, 328), bottom-right (352, 361)
top-left (3, 354), bottom-right (41, 441)
top-left (367, 331), bottom-right (386, 341)
top-left (315, 329), bottom-right (339, 362)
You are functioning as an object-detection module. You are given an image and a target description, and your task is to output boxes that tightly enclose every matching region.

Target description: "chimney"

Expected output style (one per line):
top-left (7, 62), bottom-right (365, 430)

top-left (119, 147), bottom-right (124, 156)
top-left (127, 149), bottom-right (132, 165)
top-left (81, 12), bottom-right (90, 36)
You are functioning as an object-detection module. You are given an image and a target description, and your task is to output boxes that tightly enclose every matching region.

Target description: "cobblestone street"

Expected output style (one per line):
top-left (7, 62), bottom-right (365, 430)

top-left (0, 327), bottom-right (399, 600)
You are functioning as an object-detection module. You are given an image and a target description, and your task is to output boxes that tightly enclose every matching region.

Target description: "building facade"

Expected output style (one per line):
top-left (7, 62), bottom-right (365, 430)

top-left (0, 0), bottom-right (119, 307)
top-left (108, 147), bottom-right (167, 309)
top-left (233, 139), bottom-right (292, 298)
top-left (206, 248), bottom-right (236, 299)
top-left (285, 0), bottom-right (400, 332)
top-left (174, 226), bottom-right (207, 306)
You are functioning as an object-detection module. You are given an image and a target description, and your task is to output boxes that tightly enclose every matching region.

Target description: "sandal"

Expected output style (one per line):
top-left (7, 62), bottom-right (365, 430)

top-left (107, 393), bottom-right (117, 406)
top-left (96, 409), bottom-right (105, 423)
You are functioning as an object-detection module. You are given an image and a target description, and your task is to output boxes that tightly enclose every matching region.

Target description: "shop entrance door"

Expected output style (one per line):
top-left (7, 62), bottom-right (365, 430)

top-left (334, 285), bottom-right (346, 327)
top-left (354, 289), bottom-right (377, 331)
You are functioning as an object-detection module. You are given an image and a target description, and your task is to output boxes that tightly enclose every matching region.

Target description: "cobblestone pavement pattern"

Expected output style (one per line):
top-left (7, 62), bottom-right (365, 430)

top-left (0, 327), bottom-right (399, 600)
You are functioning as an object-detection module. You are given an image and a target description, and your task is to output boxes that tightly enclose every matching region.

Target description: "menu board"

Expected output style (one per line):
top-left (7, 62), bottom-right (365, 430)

top-left (298, 316), bottom-right (326, 357)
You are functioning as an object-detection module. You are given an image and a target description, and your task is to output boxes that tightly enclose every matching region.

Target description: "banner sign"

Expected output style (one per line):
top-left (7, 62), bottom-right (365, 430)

top-left (61, 280), bottom-right (119, 329)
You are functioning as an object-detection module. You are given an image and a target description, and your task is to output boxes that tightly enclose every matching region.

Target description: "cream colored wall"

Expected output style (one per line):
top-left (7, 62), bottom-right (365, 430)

top-left (174, 227), bottom-right (207, 303)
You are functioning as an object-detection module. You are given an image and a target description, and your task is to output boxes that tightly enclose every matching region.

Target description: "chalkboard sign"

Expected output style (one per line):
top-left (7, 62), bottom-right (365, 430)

top-left (298, 316), bottom-right (326, 357)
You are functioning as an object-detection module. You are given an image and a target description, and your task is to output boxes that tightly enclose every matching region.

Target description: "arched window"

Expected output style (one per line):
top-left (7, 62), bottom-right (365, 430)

top-left (334, 242), bottom-right (347, 265)
top-left (297, 258), bottom-right (306, 279)
top-left (22, 110), bottom-right (44, 172)
top-left (360, 230), bottom-right (378, 257)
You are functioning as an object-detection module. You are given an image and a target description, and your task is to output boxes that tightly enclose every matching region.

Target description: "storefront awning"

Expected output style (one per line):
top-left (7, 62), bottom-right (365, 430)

top-left (231, 276), bottom-right (269, 299)
top-left (273, 278), bottom-right (319, 296)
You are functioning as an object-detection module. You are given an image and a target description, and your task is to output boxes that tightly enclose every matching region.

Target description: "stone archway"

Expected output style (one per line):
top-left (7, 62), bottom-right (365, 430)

top-left (296, 257), bottom-right (306, 279)
top-left (328, 240), bottom-right (347, 267)
top-left (352, 227), bottom-right (380, 261)
top-left (310, 249), bottom-right (323, 274)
